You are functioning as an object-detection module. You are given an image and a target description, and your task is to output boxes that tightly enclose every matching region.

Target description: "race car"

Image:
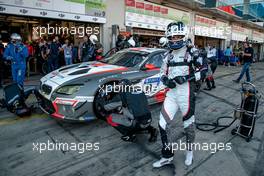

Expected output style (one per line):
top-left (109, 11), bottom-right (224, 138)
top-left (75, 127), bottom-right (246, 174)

top-left (38, 48), bottom-right (167, 122)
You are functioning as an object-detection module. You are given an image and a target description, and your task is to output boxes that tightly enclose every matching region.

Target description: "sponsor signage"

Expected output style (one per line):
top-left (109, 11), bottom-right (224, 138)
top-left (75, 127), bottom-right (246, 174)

top-left (125, 0), bottom-right (190, 31)
top-left (0, 0), bottom-right (106, 23)
top-left (231, 24), bottom-right (252, 41)
top-left (252, 30), bottom-right (264, 43)
top-left (133, 28), bottom-right (165, 36)
top-left (195, 15), bottom-right (231, 39)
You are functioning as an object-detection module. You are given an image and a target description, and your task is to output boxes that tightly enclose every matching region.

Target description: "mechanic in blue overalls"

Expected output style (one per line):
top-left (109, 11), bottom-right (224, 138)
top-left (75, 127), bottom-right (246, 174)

top-left (3, 33), bottom-right (28, 87)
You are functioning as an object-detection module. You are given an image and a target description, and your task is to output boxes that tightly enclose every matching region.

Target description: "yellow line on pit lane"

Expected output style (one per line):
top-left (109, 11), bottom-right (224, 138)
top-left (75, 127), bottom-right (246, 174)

top-left (0, 114), bottom-right (48, 126)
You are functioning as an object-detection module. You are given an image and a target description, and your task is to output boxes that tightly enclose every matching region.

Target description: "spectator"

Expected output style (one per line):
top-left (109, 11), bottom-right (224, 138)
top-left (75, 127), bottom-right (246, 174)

top-left (233, 44), bottom-right (240, 64)
top-left (133, 34), bottom-right (140, 47)
top-left (62, 39), bottom-right (73, 65)
top-left (205, 45), bottom-right (217, 90)
top-left (205, 44), bottom-right (210, 53)
top-left (249, 44), bottom-right (254, 62)
top-left (36, 38), bottom-right (44, 59)
top-left (224, 46), bottom-right (232, 66)
top-left (79, 35), bottom-right (98, 62)
top-left (233, 42), bottom-right (253, 83)
top-left (72, 44), bottom-right (79, 64)
top-left (116, 34), bottom-right (126, 51)
top-left (208, 46), bottom-right (218, 73)
top-left (25, 41), bottom-right (34, 57)
top-left (40, 39), bottom-right (49, 61)
top-left (47, 36), bottom-right (62, 72)
top-left (95, 42), bottom-right (103, 61)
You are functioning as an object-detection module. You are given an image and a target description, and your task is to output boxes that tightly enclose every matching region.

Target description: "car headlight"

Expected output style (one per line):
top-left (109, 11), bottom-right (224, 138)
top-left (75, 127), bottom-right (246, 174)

top-left (56, 85), bottom-right (82, 95)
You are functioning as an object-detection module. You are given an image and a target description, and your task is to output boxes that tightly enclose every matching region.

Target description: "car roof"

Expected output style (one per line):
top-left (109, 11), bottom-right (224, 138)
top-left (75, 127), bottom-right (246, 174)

top-left (122, 47), bottom-right (165, 53)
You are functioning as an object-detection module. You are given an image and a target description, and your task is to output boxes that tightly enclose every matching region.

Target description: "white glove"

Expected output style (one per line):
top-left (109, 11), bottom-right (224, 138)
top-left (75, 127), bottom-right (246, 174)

top-left (195, 71), bottom-right (201, 81)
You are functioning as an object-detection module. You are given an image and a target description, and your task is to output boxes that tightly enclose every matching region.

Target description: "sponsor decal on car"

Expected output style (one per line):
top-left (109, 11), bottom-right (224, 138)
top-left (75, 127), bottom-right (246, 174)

top-left (144, 77), bottom-right (160, 84)
top-left (121, 70), bottom-right (139, 74)
top-left (75, 96), bottom-right (94, 102)
top-left (98, 75), bottom-right (119, 82)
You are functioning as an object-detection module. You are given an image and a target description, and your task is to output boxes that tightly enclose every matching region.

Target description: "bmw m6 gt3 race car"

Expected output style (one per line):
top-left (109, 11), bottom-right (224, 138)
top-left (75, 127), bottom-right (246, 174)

top-left (38, 48), bottom-right (167, 122)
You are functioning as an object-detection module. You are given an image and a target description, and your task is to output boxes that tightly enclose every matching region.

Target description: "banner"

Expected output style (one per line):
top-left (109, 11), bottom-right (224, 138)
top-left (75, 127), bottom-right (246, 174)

top-left (231, 24), bottom-right (252, 42)
top-left (0, 0), bottom-right (106, 23)
top-left (252, 30), bottom-right (264, 43)
top-left (133, 28), bottom-right (165, 36)
top-left (195, 15), bottom-right (231, 39)
top-left (125, 0), bottom-right (190, 31)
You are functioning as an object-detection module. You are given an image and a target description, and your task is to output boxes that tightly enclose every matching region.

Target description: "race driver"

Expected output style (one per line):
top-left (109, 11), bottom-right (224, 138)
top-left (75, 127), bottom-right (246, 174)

top-left (153, 22), bottom-right (197, 168)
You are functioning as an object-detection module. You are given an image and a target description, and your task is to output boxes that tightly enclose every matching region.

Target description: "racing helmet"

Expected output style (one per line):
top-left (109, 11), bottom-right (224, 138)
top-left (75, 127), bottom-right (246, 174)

top-left (159, 37), bottom-right (168, 47)
top-left (127, 37), bottom-right (136, 47)
top-left (165, 22), bottom-right (188, 50)
top-left (89, 34), bottom-right (98, 44)
top-left (10, 33), bottom-right (22, 43)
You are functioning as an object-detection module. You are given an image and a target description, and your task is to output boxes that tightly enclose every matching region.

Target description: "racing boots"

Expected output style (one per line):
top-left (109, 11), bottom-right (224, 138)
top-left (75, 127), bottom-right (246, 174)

top-left (152, 151), bottom-right (193, 168)
top-left (152, 157), bottom-right (174, 168)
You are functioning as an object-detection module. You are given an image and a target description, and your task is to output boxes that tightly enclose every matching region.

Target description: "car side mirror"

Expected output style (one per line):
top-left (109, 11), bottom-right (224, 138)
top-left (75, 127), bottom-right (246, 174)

top-left (143, 64), bottom-right (156, 70)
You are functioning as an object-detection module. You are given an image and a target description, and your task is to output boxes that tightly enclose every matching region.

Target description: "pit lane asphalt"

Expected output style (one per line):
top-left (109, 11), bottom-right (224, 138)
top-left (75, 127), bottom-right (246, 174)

top-left (0, 63), bottom-right (264, 176)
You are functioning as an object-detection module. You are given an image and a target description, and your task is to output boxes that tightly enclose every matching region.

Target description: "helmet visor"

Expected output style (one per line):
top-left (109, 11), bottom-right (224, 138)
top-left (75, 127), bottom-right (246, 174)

top-left (167, 35), bottom-right (184, 42)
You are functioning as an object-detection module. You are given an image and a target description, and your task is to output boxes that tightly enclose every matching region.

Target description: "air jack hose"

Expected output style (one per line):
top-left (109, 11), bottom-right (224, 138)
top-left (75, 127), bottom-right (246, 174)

top-left (195, 116), bottom-right (237, 133)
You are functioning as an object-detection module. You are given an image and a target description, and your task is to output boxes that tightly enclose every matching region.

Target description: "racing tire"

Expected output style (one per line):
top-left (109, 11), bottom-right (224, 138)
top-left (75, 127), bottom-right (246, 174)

top-left (93, 84), bottom-right (118, 119)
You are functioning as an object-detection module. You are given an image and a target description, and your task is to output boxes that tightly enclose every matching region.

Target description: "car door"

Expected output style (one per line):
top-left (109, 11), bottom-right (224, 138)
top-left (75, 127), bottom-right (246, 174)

top-left (136, 52), bottom-right (166, 98)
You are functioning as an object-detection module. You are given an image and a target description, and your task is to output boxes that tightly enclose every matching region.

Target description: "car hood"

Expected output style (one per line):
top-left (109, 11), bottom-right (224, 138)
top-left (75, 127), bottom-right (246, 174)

top-left (41, 61), bottom-right (128, 86)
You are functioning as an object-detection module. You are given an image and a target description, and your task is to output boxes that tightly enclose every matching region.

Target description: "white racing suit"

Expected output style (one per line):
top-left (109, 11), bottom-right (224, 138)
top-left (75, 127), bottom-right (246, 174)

top-left (159, 46), bottom-right (196, 158)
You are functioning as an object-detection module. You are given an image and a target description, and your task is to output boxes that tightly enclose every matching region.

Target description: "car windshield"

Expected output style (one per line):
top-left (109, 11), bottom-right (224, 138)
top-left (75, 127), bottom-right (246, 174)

top-left (101, 51), bottom-right (148, 67)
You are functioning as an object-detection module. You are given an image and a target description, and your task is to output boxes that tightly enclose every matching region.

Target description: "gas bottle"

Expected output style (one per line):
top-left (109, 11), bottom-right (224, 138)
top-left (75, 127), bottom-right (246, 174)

top-left (239, 92), bottom-right (259, 137)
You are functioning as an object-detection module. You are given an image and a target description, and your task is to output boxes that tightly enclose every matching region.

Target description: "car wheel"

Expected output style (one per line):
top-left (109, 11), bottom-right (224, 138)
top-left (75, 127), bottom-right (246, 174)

top-left (94, 95), bottom-right (107, 119)
top-left (93, 85), bottom-right (118, 119)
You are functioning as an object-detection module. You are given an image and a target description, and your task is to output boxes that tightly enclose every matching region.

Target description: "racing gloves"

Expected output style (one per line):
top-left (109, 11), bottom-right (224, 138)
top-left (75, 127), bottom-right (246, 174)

top-left (161, 75), bottom-right (176, 88)
top-left (174, 76), bottom-right (187, 85)
top-left (161, 75), bottom-right (189, 88)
